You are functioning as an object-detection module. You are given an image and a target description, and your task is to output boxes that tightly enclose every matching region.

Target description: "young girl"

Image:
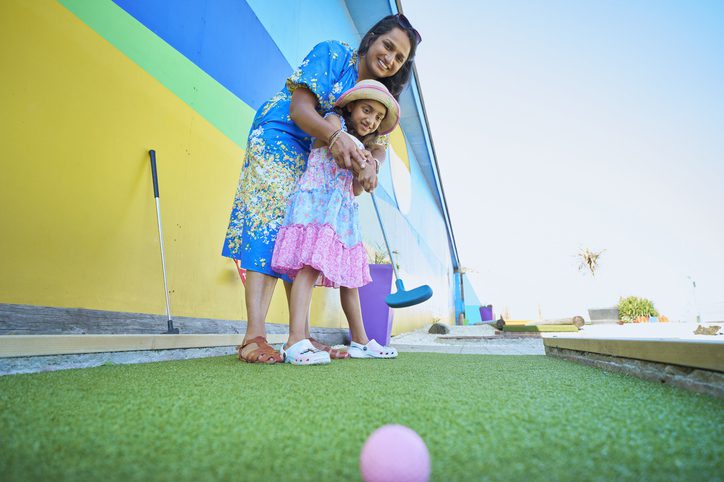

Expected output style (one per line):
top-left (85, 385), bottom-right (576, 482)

top-left (271, 80), bottom-right (401, 365)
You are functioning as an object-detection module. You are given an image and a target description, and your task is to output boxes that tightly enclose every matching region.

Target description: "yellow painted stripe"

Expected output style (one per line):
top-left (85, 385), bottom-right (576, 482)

top-left (58, 0), bottom-right (256, 149)
top-left (0, 0), bottom-right (250, 320)
top-left (389, 127), bottom-right (410, 171)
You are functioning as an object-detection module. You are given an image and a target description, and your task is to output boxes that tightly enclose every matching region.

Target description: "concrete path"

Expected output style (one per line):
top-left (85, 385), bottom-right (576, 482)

top-left (391, 324), bottom-right (545, 355)
top-left (390, 321), bottom-right (723, 356)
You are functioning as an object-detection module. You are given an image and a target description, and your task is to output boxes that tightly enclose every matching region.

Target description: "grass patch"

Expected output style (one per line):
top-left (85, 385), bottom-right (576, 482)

top-left (503, 324), bottom-right (579, 332)
top-left (1, 353), bottom-right (721, 481)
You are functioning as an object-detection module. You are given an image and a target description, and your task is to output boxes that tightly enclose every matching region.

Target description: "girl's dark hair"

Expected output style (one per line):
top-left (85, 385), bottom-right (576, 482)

top-left (333, 105), bottom-right (379, 148)
top-left (358, 15), bottom-right (419, 99)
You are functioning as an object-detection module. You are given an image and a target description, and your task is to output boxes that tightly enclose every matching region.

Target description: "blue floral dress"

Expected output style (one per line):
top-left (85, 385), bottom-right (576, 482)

top-left (222, 41), bottom-right (360, 277)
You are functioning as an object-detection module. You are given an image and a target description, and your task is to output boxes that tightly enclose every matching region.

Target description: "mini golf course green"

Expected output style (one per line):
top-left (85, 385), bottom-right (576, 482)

top-left (1, 353), bottom-right (721, 481)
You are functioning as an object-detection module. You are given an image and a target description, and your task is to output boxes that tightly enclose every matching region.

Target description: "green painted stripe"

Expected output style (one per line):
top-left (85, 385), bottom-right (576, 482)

top-left (58, 0), bottom-right (254, 149)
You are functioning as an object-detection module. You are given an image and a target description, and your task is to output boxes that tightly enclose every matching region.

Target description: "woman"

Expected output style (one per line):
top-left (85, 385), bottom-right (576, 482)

top-left (222, 14), bottom-right (421, 363)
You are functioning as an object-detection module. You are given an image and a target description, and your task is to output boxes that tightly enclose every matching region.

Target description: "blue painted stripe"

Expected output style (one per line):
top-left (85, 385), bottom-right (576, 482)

top-left (112, 0), bottom-right (291, 110)
top-left (246, 0), bottom-right (359, 68)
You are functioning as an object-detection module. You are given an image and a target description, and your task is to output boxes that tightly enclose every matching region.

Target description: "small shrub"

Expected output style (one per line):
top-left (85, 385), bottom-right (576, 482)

top-left (617, 296), bottom-right (659, 323)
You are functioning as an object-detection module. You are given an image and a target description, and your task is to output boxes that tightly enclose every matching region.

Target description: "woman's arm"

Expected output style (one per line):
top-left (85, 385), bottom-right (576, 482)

top-left (290, 88), bottom-right (367, 171)
top-left (312, 114), bottom-right (342, 149)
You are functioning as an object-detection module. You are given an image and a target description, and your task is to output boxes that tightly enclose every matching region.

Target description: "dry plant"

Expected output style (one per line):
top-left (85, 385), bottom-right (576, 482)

top-left (578, 248), bottom-right (604, 277)
top-left (367, 243), bottom-right (399, 269)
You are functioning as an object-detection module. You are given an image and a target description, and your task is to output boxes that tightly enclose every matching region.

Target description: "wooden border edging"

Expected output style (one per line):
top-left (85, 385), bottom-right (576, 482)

top-left (0, 334), bottom-right (288, 358)
top-left (543, 337), bottom-right (723, 372)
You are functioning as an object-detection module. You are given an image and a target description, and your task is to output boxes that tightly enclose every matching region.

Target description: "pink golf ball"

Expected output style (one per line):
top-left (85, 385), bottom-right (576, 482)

top-left (360, 424), bottom-right (431, 482)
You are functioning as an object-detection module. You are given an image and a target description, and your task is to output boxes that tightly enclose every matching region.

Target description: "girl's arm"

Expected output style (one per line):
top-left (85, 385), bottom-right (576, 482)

top-left (352, 178), bottom-right (364, 196)
top-left (355, 147), bottom-right (382, 192)
top-left (370, 146), bottom-right (386, 172)
top-left (290, 88), bottom-right (366, 171)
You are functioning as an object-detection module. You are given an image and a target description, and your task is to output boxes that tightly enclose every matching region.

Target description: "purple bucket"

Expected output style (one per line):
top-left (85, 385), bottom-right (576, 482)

top-left (479, 305), bottom-right (494, 322)
top-left (358, 264), bottom-right (395, 346)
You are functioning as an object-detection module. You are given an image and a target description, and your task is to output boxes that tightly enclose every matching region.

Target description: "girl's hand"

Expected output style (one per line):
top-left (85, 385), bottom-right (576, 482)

top-left (352, 178), bottom-right (364, 196)
top-left (356, 161), bottom-right (378, 192)
top-left (330, 134), bottom-right (367, 172)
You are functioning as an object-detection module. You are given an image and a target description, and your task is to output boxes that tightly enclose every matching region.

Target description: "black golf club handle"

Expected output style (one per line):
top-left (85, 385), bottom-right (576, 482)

top-left (149, 149), bottom-right (160, 198)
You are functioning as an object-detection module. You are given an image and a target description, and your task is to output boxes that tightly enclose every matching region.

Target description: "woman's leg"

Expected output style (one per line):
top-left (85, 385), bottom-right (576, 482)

top-left (240, 270), bottom-right (278, 356)
top-left (286, 266), bottom-right (318, 348)
top-left (340, 287), bottom-right (369, 345)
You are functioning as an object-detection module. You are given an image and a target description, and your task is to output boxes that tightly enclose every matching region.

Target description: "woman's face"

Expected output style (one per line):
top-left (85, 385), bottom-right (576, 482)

top-left (348, 99), bottom-right (387, 136)
top-left (363, 27), bottom-right (412, 79)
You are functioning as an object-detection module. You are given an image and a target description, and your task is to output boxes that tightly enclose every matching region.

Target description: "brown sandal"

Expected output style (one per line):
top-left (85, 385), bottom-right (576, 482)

top-left (238, 336), bottom-right (283, 364)
top-left (309, 337), bottom-right (350, 360)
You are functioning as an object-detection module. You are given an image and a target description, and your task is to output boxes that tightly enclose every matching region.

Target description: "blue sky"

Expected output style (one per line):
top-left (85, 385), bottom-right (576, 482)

top-left (404, 0), bottom-right (724, 321)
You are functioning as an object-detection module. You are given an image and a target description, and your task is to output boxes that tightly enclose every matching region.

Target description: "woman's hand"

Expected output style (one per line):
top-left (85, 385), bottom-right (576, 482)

top-left (289, 88), bottom-right (367, 170)
top-left (330, 133), bottom-right (367, 172)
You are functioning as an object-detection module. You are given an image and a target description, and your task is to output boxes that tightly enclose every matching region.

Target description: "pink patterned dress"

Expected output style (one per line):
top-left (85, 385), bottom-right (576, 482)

top-left (271, 132), bottom-right (371, 288)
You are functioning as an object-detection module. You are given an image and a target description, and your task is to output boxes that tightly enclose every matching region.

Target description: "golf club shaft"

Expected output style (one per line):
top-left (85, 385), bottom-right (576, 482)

top-left (154, 198), bottom-right (172, 322)
top-left (149, 150), bottom-right (172, 323)
top-left (370, 192), bottom-right (400, 281)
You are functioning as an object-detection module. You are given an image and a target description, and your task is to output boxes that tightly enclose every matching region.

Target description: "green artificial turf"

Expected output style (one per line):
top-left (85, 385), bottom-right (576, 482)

top-left (502, 324), bottom-right (579, 332)
top-left (1, 354), bottom-right (721, 482)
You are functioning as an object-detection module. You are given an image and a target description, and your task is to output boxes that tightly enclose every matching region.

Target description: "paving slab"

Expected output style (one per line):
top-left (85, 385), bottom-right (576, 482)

top-left (542, 321), bottom-right (723, 342)
top-left (543, 322), bottom-right (723, 398)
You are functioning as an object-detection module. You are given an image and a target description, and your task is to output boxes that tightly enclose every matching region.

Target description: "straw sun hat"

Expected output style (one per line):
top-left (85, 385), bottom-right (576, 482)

top-left (334, 79), bottom-right (401, 135)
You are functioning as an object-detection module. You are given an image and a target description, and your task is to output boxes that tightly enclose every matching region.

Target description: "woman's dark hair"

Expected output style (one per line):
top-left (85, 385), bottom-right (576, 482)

top-left (358, 15), bottom-right (419, 99)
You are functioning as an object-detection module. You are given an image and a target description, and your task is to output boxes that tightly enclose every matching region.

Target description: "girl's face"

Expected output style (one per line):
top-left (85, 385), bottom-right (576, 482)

top-left (362, 27), bottom-right (412, 79)
top-left (348, 99), bottom-right (387, 136)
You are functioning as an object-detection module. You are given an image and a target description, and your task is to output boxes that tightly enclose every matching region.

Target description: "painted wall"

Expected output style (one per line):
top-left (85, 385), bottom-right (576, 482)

top-left (463, 273), bottom-right (483, 324)
top-left (0, 0), bottom-right (455, 333)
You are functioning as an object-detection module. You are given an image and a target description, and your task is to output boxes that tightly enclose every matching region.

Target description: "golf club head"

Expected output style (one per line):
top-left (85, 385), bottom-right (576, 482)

top-left (386, 279), bottom-right (433, 308)
top-left (163, 319), bottom-right (179, 334)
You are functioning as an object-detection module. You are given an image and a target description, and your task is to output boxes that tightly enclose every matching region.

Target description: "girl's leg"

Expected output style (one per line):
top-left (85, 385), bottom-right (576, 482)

top-left (340, 287), bottom-right (369, 345)
top-left (283, 280), bottom-right (292, 311)
top-left (283, 280), bottom-right (312, 338)
top-left (342, 287), bottom-right (397, 359)
top-left (286, 266), bottom-right (319, 348)
top-left (290, 280), bottom-right (349, 359)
